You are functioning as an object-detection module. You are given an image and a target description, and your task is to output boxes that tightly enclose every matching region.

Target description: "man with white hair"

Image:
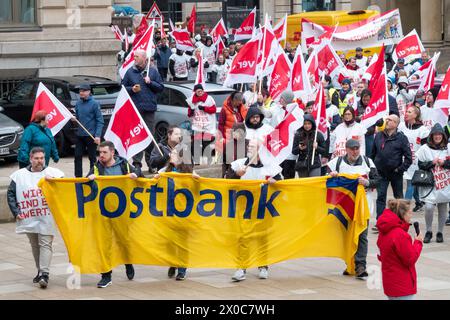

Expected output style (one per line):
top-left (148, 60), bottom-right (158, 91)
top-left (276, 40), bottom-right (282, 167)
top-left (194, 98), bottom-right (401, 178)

top-left (122, 49), bottom-right (164, 173)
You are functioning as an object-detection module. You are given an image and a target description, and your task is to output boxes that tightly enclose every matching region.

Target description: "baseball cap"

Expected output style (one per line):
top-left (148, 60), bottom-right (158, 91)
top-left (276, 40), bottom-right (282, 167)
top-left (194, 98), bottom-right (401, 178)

top-left (397, 58), bottom-right (405, 63)
top-left (345, 139), bottom-right (360, 149)
top-left (79, 83), bottom-right (91, 91)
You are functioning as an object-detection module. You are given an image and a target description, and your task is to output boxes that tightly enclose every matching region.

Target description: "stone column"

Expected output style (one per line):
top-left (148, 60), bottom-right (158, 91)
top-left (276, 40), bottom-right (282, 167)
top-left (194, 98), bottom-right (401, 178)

top-left (420, 0), bottom-right (443, 47)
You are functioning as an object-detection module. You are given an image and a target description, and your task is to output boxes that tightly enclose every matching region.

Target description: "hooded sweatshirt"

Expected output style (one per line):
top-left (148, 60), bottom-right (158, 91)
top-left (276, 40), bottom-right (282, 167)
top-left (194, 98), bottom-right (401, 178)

top-left (376, 209), bottom-right (422, 297)
top-left (244, 107), bottom-right (274, 142)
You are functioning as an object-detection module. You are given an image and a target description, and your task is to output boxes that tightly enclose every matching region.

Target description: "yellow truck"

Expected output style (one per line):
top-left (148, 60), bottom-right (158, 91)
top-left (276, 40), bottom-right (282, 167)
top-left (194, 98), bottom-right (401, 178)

top-left (286, 10), bottom-right (380, 56)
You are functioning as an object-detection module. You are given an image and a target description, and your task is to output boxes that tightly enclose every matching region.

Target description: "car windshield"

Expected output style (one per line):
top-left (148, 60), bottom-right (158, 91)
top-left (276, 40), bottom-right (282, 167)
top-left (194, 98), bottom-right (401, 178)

top-left (208, 92), bottom-right (233, 108)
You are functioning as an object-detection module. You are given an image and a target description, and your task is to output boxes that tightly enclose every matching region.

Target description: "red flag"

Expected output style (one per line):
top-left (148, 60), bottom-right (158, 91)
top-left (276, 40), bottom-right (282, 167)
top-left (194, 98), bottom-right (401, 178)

top-left (170, 28), bottom-right (195, 51)
top-left (362, 53), bottom-right (379, 81)
top-left (392, 29), bottom-right (424, 64)
top-left (291, 46), bottom-right (313, 100)
top-left (273, 14), bottom-right (287, 42)
top-left (419, 52), bottom-right (440, 92)
top-left (435, 67), bottom-right (450, 109)
top-left (233, 7), bottom-right (256, 41)
top-left (223, 34), bottom-right (260, 87)
top-left (306, 51), bottom-right (319, 87)
top-left (361, 46), bottom-right (388, 128)
top-left (269, 50), bottom-right (292, 101)
top-left (257, 18), bottom-right (278, 77)
top-left (119, 23), bottom-right (155, 78)
top-left (315, 40), bottom-right (345, 78)
top-left (104, 87), bottom-right (153, 160)
top-left (160, 16), bottom-right (167, 39)
top-left (211, 18), bottom-right (228, 43)
top-left (312, 80), bottom-right (328, 139)
top-left (195, 49), bottom-right (205, 88)
top-left (187, 5), bottom-right (196, 34)
top-left (215, 36), bottom-right (226, 60)
top-left (31, 83), bottom-right (72, 136)
top-left (111, 25), bottom-right (123, 41)
top-left (135, 16), bottom-right (149, 44)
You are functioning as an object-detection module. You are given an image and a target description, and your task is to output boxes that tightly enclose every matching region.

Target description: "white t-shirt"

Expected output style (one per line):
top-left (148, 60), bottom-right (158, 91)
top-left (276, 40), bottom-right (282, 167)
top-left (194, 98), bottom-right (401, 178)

top-left (202, 45), bottom-right (216, 73)
top-left (231, 158), bottom-right (282, 180)
top-left (169, 53), bottom-right (190, 78)
top-left (212, 63), bottom-right (230, 85)
top-left (329, 122), bottom-right (367, 159)
top-left (420, 105), bottom-right (449, 130)
top-left (10, 167), bottom-right (64, 235)
top-left (398, 122), bottom-right (430, 180)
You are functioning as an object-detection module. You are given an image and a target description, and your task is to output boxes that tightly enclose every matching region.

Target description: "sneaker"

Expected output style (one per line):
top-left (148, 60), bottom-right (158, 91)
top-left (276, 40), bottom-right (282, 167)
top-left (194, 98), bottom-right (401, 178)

top-left (175, 270), bottom-right (186, 281)
top-left (258, 267), bottom-right (269, 279)
top-left (355, 266), bottom-right (368, 280)
top-left (33, 272), bottom-right (40, 284)
top-left (436, 232), bottom-right (444, 243)
top-left (413, 202), bottom-right (424, 212)
top-left (97, 275), bottom-right (112, 288)
top-left (38, 273), bottom-right (49, 289)
top-left (371, 226), bottom-right (378, 233)
top-left (446, 216), bottom-right (450, 226)
top-left (168, 267), bottom-right (176, 278)
top-left (424, 231), bottom-right (433, 244)
top-left (125, 264), bottom-right (134, 280)
top-left (231, 269), bottom-right (246, 282)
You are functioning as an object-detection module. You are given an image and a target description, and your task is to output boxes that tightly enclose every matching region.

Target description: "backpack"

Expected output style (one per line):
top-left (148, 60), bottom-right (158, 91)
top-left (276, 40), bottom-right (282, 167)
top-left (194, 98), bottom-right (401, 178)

top-left (336, 155), bottom-right (370, 172)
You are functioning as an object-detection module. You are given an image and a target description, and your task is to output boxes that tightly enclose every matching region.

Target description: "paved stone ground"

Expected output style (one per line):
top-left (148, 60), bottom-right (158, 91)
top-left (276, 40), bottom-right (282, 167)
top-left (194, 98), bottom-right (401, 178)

top-left (1, 157), bottom-right (450, 300)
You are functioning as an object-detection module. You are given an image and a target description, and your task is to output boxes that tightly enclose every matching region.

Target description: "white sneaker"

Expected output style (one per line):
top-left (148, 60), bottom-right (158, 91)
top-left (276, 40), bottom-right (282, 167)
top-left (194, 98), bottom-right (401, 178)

top-left (231, 269), bottom-right (246, 282)
top-left (258, 267), bottom-right (268, 279)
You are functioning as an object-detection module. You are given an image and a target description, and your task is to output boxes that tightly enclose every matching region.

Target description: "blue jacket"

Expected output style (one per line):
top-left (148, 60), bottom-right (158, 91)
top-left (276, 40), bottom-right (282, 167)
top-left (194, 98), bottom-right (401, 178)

top-left (18, 123), bottom-right (59, 166)
top-left (75, 95), bottom-right (104, 137)
top-left (122, 65), bottom-right (164, 112)
top-left (154, 45), bottom-right (172, 70)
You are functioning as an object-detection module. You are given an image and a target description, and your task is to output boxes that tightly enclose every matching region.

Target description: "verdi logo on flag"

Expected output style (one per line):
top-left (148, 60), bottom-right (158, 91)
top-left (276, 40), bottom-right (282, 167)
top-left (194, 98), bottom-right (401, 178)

top-left (233, 7), bottom-right (256, 41)
top-left (273, 14), bottom-right (287, 42)
top-left (435, 67), bottom-right (450, 109)
top-left (31, 83), bottom-right (72, 136)
top-left (269, 50), bottom-right (292, 101)
top-left (392, 29), bottom-right (425, 64)
top-left (104, 87), bottom-right (153, 160)
top-left (170, 28), bottom-right (195, 52)
top-left (211, 18), bottom-right (228, 43)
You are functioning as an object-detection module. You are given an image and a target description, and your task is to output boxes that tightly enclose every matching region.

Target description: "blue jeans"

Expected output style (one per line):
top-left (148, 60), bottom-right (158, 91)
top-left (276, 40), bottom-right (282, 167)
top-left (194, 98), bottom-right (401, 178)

top-left (177, 267), bottom-right (187, 275)
top-left (376, 174), bottom-right (404, 219)
top-left (405, 180), bottom-right (421, 205)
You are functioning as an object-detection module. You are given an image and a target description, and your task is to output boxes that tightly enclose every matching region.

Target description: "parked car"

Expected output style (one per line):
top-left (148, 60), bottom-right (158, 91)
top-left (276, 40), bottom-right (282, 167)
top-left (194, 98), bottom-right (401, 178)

top-left (0, 75), bottom-right (121, 156)
top-left (154, 81), bottom-right (236, 141)
top-left (0, 107), bottom-right (24, 161)
top-left (407, 75), bottom-right (443, 92)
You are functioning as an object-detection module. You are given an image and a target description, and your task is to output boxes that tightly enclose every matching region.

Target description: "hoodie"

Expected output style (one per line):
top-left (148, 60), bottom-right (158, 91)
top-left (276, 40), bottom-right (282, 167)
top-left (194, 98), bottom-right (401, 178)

top-left (376, 209), bottom-right (422, 297)
top-left (244, 107), bottom-right (274, 141)
top-left (292, 114), bottom-right (327, 171)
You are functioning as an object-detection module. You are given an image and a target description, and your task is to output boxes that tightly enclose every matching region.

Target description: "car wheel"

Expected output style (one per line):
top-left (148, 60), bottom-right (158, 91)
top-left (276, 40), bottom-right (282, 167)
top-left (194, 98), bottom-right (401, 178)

top-left (155, 122), bottom-right (168, 143)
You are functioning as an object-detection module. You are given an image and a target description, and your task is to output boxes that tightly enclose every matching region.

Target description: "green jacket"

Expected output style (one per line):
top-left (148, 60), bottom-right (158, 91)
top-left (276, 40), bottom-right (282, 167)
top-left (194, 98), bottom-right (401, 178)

top-left (17, 123), bottom-right (59, 166)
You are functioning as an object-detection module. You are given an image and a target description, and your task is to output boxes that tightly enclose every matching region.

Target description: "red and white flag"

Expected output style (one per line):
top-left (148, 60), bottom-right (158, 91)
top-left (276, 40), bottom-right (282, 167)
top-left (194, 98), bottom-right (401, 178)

top-left (134, 16), bottom-right (149, 44)
top-left (31, 83), bottom-right (72, 136)
top-left (362, 53), bottom-right (379, 81)
top-left (211, 18), bottom-right (228, 43)
top-left (233, 7), bottom-right (256, 42)
top-left (418, 52), bottom-right (441, 92)
top-left (111, 25), bottom-right (123, 41)
top-left (306, 49), bottom-right (319, 88)
top-left (315, 40), bottom-right (345, 78)
top-left (435, 67), bottom-right (450, 109)
top-left (195, 49), bottom-right (205, 88)
top-left (291, 46), bottom-right (313, 101)
top-left (392, 29), bottom-right (424, 64)
top-left (104, 87), bottom-right (153, 160)
top-left (170, 28), bottom-right (195, 52)
top-left (273, 14), bottom-right (287, 42)
top-left (215, 36), bottom-right (226, 60)
top-left (119, 23), bottom-right (155, 79)
top-left (269, 49), bottom-right (292, 101)
top-left (361, 46), bottom-right (389, 129)
top-left (312, 80), bottom-right (328, 139)
top-left (257, 17), bottom-right (278, 77)
top-left (223, 33), bottom-right (260, 87)
top-left (259, 105), bottom-right (304, 166)
top-left (187, 5), bottom-right (196, 34)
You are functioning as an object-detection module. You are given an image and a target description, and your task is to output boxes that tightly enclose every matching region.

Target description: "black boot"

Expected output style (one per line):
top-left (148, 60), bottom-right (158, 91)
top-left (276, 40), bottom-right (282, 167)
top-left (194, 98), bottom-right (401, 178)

top-left (424, 231), bottom-right (433, 243)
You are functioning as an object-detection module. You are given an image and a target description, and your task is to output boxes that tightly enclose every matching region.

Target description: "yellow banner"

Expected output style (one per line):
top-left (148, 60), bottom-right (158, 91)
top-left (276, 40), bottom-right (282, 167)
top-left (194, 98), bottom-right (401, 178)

top-left (39, 173), bottom-right (369, 274)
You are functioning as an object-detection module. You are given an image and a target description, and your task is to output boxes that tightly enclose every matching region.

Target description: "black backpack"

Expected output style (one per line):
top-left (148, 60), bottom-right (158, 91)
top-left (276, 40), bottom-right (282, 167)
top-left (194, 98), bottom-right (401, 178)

top-left (336, 155), bottom-right (370, 172)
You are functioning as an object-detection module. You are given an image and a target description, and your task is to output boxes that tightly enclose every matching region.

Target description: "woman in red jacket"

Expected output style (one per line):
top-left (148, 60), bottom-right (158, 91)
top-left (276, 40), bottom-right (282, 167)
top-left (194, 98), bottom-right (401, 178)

top-left (376, 199), bottom-right (423, 300)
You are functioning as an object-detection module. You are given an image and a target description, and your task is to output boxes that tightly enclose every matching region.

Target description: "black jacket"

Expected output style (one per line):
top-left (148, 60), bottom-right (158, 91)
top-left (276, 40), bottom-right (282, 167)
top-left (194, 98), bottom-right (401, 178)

top-left (370, 129), bottom-right (412, 178)
top-left (292, 114), bottom-right (327, 172)
top-left (149, 142), bottom-right (173, 171)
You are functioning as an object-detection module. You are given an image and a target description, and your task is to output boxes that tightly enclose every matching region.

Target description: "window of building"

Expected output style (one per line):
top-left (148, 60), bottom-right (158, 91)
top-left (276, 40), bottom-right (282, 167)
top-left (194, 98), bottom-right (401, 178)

top-left (0, 0), bottom-right (37, 27)
top-left (303, 0), bottom-right (335, 12)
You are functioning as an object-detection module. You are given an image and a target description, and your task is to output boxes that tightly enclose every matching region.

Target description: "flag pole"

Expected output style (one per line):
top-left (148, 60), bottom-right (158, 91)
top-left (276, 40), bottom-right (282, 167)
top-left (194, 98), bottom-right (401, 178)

top-left (259, 20), bottom-right (266, 95)
top-left (148, 129), bottom-right (164, 157)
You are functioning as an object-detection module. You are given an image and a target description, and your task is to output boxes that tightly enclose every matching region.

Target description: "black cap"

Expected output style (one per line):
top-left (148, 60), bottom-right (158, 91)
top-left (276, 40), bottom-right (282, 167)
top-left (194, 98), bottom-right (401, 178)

top-left (79, 83), bottom-right (91, 91)
top-left (397, 58), bottom-right (405, 63)
top-left (193, 83), bottom-right (204, 91)
top-left (356, 47), bottom-right (363, 52)
top-left (345, 139), bottom-right (360, 149)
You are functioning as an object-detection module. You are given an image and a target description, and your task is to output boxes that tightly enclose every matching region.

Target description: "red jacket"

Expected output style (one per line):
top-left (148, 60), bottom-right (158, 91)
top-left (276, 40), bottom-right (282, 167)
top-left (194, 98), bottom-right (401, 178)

top-left (376, 209), bottom-right (423, 297)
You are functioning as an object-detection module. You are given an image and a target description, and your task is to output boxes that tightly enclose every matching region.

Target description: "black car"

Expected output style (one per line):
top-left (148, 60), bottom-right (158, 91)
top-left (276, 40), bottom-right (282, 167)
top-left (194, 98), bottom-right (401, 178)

top-left (0, 75), bottom-right (121, 156)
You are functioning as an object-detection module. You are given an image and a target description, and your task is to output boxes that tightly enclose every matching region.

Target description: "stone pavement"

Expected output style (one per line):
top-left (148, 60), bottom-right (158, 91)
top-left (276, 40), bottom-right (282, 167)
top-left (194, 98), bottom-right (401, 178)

top-left (1, 158), bottom-right (450, 300)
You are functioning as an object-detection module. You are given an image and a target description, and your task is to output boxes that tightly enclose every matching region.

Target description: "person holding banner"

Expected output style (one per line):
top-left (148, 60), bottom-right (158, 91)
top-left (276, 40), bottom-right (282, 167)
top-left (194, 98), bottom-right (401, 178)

top-left (416, 124), bottom-right (450, 244)
top-left (122, 49), bottom-right (164, 173)
top-left (7, 147), bottom-right (64, 289)
top-left (87, 141), bottom-right (141, 288)
top-left (292, 114), bottom-right (327, 178)
top-left (73, 84), bottom-right (104, 178)
top-left (18, 111), bottom-right (59, 169)
top-left (226, 139), bottom-right (282, 281)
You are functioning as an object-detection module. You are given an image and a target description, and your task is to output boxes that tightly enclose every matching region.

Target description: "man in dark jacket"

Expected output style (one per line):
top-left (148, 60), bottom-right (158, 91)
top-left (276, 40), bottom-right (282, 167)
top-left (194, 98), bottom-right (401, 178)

top-left (371, 114), bottom-right (412, 226)
top-left (154, 38), bottom-right (171, 80)
top-left (87, 141), bottom-right (142, 288)
top-left (122, 49), bottom-right (165, 173)
top-left (73, 83), bottom-right (104, 177)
